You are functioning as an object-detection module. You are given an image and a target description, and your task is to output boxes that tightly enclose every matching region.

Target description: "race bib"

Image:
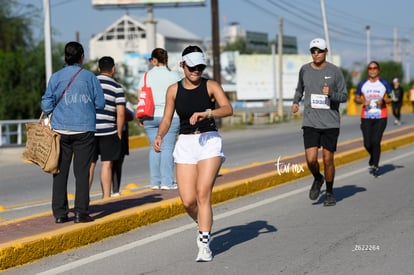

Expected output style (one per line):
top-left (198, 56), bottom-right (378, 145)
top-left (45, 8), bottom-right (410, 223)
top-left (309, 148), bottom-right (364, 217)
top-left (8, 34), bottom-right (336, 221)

top-left (310, 94), bottom-right (330, 109)
top-left (365, 100), bottom-right (381, 119)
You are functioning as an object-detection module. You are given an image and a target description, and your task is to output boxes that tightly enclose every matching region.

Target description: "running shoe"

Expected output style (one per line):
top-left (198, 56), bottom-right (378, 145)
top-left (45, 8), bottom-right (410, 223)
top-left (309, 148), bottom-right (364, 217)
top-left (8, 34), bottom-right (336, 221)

top-left (323, 192), bottom-right (336, 206)
top-left (309, 175), bottom-right (324, 200)
top-left (160, 184), bottom-right (178, 190)
top-left (372, 167), bottom-right (379, 178)
top-left (368, 165), bottom-right (374, 173)
top-left (196, 237), bottom-right (213, 262)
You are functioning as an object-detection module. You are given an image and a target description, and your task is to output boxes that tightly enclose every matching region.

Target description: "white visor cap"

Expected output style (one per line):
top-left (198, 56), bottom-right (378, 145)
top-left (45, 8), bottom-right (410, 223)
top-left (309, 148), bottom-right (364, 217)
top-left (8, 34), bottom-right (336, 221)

top-left (182, 52), bottom-right (206, 67)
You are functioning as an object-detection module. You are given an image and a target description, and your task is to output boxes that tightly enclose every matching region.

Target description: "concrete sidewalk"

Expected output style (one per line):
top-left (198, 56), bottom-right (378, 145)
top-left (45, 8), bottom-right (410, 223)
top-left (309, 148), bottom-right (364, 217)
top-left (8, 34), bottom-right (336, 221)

top-left (1, 125), bottom-right (413, 271)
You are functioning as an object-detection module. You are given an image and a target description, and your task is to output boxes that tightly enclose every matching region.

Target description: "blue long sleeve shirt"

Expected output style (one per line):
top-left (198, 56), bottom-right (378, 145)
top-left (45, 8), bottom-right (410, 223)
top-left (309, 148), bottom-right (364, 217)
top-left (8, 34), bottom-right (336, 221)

top-left (41, 64), bottom-right (105, 132)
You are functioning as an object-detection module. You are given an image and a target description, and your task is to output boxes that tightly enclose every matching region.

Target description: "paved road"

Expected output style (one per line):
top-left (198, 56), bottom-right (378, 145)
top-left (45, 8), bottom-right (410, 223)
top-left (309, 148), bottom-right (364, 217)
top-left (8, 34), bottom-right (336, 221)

top-left (3, 143), bottom-right (414, 274)
top-left (0, 114), bottom-right (412, 221)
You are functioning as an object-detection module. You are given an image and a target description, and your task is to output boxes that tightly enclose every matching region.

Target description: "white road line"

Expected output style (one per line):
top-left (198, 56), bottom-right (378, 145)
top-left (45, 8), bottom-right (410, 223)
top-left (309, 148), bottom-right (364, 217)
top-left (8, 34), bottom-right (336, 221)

top-left (37, 150), bottom-right (413, 275)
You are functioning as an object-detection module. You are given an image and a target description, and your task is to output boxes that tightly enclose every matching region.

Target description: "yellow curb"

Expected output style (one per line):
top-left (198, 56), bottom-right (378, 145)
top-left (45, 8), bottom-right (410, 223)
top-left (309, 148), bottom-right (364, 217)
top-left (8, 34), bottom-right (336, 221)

top-left (129, 135), bottom-right (150, 149)
top-left (120, 189), bottom-right (133, 195)
top-left (125, 183), bottom-right (140, 189)
top-left (67, 194), bottom-right (75, 200)
top-left (0, 197), bottom-right (186, 270)
top-left (1, 127), bottom-right (413, 271)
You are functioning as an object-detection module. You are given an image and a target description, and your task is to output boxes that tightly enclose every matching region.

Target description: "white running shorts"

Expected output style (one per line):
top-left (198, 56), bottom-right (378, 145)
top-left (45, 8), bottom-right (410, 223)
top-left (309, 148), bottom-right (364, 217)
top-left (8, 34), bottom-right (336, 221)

top-left (173, 131), bottom-right (225, 164)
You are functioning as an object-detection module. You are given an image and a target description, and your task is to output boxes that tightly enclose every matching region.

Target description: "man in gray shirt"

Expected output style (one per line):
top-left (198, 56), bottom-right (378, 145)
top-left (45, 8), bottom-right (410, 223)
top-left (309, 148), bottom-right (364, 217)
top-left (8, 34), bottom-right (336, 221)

top-left (291, 38), bottom-right (348, 206)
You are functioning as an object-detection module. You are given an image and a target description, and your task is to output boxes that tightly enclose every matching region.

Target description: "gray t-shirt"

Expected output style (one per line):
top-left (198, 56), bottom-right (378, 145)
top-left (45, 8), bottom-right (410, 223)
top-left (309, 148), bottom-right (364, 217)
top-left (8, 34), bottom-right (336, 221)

top-left (293, 62), bottom-right (348, 129)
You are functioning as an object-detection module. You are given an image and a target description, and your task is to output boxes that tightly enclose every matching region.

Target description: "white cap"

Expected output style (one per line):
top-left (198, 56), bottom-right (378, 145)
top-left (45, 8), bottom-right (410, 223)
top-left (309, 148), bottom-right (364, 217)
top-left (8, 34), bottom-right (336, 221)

top-left (182, 52), bottom-right (206, 67)
top-left (309, 38), bottom-right (327, 50)
top-left (393, 78), bottom-right (399, 83)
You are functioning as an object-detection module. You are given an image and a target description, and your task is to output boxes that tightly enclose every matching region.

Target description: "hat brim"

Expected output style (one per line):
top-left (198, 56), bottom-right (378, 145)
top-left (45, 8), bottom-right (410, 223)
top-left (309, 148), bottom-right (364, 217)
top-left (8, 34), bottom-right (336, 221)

top-left (182, 52), bottom-right (206, 67)
top-left (310, 46), bottom-right (326, 51)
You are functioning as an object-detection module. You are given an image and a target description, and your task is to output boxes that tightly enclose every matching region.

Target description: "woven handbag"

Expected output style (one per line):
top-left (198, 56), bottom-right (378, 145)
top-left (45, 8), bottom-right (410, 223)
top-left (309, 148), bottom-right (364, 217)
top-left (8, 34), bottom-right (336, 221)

top-left (22, 113), bottom-right (61, 174)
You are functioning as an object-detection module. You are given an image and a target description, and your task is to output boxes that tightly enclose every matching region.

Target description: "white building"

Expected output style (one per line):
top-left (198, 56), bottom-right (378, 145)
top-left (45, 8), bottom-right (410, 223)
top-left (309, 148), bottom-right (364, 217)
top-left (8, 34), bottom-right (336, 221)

top-left (89, 14), bottom-right (204, 92)
top-left (222, 22), bottom-right (245, 44)
top-left (89, 14), bottom-right (203, 61)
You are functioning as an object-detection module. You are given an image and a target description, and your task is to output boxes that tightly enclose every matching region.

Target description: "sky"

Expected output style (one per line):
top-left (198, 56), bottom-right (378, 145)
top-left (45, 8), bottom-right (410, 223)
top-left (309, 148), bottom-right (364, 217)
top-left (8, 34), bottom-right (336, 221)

top-left (17, 0), bottom-right (414, 79)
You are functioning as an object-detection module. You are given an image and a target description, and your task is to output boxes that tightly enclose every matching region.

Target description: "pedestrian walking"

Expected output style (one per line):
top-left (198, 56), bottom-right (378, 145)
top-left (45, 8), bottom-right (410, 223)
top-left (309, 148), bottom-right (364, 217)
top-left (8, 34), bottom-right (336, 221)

top-left (41, 41), bottom-right (105, 223)
top-left (154, 45), bottom-right (233, 261)
top-left (409, 85), bottom-right (414, 113)
top-left (112, 101), bottom-right (134, 196)
top-left (291, 38), bottom-right (348, 206)
top-left (138, 48), bottom-right (181, 190)
top-left (390, 78), bottom-right (404, 125)
top-left (89, 56), bottom-right (126, 199)
top-left (354, 61), bottom-right (393, 177)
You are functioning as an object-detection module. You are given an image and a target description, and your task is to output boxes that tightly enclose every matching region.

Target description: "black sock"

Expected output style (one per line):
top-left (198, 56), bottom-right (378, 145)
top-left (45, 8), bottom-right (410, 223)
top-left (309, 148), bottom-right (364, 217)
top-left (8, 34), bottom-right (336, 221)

top-left (313, 172), bottom-right (323, 180)
top-left (326, 181), bottom-right (333, 193)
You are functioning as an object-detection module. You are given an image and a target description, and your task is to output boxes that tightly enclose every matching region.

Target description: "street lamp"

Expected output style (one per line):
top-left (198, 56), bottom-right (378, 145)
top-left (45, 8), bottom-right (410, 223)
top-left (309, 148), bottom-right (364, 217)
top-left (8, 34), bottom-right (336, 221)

top-left (366, 25), bottom-right (371, 64)
top-left (43, 0), bottom-right (52, 85)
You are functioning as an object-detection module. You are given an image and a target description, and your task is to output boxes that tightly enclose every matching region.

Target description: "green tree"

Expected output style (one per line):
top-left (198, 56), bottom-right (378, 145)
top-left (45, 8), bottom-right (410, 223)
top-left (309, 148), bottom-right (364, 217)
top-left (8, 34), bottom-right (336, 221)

top-left (0, 1), bottom-right (65, 119)
top-left (0, 0), bottom-right (38, 119)
top-left (223, 37), bottom-right (249, 53)
top-left (0, 0), bottom-right (32, 52)
top-left (340, 67), bottom-right (354, 91)
top-left (0, 47), bottom-right (44, 119)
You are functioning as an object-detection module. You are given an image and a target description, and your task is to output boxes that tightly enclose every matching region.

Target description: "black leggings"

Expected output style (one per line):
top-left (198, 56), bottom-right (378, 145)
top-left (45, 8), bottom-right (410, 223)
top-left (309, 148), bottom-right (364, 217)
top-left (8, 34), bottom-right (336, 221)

top-left (360, 118), bottom-right (387, 167)
top-left (392, 102), bottom-right (402, 120)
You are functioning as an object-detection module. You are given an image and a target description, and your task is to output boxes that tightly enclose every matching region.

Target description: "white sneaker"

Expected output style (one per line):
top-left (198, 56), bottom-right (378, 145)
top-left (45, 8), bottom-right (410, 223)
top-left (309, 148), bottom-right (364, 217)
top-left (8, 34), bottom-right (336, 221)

top-left (196, 237), bottom-right (212, 262)
top-left (151, 185), bottom-right (160, 190)
top-left (111, 192), bottom-right (120, 197)
top-left (160, 184), bottom-right (178, 190)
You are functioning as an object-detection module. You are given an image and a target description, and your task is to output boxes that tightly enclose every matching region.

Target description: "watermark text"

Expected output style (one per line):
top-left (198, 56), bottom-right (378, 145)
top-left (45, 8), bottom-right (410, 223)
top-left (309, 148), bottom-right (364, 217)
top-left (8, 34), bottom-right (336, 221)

top-left (275, 156), bottom-right (305, 176)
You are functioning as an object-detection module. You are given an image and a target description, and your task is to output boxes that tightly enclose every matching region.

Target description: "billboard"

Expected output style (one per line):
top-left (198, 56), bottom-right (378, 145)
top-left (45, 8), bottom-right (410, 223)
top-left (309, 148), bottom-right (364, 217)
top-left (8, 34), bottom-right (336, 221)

top-left (245, 31), bottom-right (269, 52)
top-left (236, 54), bottom-right (341, 101)
top-left (92, 0), bottom-right (205, 7)
top-left (236, 55), bottom-right (274, 100)
top-left (275, 35), bottom-right (298, 54)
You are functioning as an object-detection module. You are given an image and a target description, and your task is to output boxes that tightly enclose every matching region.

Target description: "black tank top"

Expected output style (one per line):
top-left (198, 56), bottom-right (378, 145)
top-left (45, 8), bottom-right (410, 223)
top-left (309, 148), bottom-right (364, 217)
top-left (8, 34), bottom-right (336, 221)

top-left (175, 78), bottom-right (217, 134)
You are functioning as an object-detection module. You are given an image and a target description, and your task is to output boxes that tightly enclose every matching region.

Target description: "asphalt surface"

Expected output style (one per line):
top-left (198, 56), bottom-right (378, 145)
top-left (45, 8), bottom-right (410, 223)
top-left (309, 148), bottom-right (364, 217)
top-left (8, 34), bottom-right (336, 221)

top-left (6, 145), bottom-right (413, 274)
top-left (0, 117), bottom-right (413, 271)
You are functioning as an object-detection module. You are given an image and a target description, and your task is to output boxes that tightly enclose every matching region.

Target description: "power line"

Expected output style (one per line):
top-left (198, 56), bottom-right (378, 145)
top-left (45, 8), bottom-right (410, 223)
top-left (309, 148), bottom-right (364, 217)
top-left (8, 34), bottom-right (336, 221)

top-left (246, 0), bottom-right (402, 49)
top-left (244, 0), bottom-right (318, 34)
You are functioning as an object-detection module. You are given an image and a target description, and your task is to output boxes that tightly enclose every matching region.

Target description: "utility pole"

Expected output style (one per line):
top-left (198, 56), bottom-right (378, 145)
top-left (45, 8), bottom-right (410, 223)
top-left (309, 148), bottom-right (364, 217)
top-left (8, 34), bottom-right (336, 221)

top-left (393, 28), bottom-right (401, 62)
top-left (272, 44), bottom-right (276, 107)
top-left (320, 0), bottom-right (331, 61)
top-left (277, 17), bottom-right (283, 121)
top-left (366, 25), bottom-right (371, 64)
top-left (211, 0), bottom-right (221, 127)
top-left (211, 0), bottom-right (221, 84)
top-left (43, 0), bottom-right (52, 85)
top-left (145, 4), bottom-right (156, 52)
